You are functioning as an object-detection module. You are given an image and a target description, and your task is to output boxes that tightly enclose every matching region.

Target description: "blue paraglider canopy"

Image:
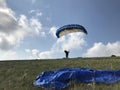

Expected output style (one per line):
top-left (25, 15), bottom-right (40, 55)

top-left (33, 68), bottom-right (120, 89)
top-left (56, 24), bottom-right (87, 38)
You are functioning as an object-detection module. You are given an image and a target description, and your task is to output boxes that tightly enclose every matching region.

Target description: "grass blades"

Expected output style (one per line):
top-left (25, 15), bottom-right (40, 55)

top-left (0, 57), bottom-right (120, 90)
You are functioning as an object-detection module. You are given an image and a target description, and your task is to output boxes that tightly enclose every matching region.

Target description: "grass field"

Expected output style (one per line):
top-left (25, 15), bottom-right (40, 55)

top-left (0, 57), bottom-right (120, 90)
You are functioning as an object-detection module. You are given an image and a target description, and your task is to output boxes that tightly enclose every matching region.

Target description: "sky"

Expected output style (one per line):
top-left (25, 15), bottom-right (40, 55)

top-left (0, 0), bottom-right (120, 60)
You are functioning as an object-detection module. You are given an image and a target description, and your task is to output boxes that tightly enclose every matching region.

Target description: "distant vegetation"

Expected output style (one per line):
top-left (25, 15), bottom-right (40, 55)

top-left (111, 55), bottom-right (117, 57)
top-left (0, 57), bottom-right (120, 90)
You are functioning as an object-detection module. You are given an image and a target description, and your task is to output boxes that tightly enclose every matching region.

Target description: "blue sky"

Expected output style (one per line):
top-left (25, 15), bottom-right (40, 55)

top-left (0, 0), bottom-right (120, 60)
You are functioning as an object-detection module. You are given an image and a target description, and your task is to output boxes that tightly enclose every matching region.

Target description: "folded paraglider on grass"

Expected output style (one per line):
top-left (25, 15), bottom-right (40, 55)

top-left (33, 68), bottom-right (120, 89)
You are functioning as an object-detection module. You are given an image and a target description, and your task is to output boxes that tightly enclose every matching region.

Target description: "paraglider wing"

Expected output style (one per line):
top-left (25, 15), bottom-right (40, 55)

top-left (56, 24), bottom-right (87, 38)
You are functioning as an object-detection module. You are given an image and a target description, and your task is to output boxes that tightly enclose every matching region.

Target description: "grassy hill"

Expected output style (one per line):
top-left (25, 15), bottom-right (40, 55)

top-left (0, 57), bottom-right (120, 90)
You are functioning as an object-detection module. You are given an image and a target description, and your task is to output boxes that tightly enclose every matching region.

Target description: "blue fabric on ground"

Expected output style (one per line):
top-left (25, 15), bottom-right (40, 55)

top-left (33, 68), bottom-right (120, 89)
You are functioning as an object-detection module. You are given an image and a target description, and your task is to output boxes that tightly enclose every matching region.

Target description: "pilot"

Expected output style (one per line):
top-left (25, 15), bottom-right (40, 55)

top-left (64, 50), bottom-right (70, 58)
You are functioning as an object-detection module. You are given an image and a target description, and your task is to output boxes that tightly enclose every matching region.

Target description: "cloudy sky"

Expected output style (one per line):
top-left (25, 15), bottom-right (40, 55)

top-left (0, 0), bottom-right (120, 60)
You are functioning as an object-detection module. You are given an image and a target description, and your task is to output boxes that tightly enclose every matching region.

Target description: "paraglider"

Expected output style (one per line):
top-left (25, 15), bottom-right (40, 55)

top-left (56, 24), bottom-right (87, 38)
top-left (56, 24), bottom-right (87, 58)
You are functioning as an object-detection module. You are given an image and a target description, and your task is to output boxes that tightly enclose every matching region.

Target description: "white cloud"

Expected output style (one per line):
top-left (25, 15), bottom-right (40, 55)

top-left (0, 1), bottom-right (44, 50)
top-left (0, 5), bottom-right (18, 34)
top-left (0, 0), bottom-right (6, 8)
top-left (29, 10), bottom-right (35, 13)
top-left (53, 33), bottom-right (86, 51)
top-left (30, 18), bottom-right (42, 35)
top-left (0, 33), bottom-right (17, 50)
top-left (18, 15), bottom-right (43, 36)
top-left (49, 26), bottom-right (57, 38)
top-left (0, 50), bottom-right (19, 60)
top-left (0, 1), bottom-right (46, 60)
top-left (29, 9), bottom-right (42, 17)
top-left (85, 41), bottom-right (120, 57)
top-left (31, 49), bottom-right (40, 58)
top-left (38, 51), bottom-right (52, 59)
top-left (36, 12), bottom-right (42, 17)
top-left (25, 49), bottom-right (53, 59)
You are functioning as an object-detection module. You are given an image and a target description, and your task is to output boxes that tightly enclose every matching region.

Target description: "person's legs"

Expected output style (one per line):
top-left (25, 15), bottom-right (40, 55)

top-left (66, 52), bottom-right (68, 58)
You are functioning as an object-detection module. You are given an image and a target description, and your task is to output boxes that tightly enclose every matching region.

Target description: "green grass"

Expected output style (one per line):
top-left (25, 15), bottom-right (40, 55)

top-left (0, 57), bottom-right (120, 90)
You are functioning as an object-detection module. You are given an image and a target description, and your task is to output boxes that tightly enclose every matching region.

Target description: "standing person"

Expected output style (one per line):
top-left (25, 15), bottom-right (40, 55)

top-left (64, 50), bottom-right (69, 58)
